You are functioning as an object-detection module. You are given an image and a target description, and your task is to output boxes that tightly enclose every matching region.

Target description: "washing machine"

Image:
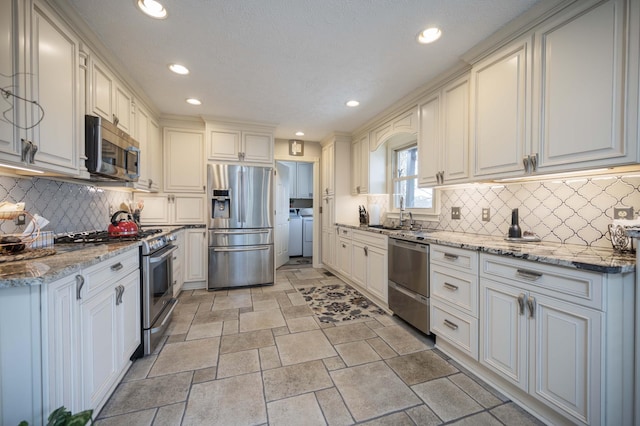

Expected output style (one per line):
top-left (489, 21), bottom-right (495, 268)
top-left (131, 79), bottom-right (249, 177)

top-left (289, 209), bottom-right (302, 256)
top-left (300, 208), bottom-right (313, 257)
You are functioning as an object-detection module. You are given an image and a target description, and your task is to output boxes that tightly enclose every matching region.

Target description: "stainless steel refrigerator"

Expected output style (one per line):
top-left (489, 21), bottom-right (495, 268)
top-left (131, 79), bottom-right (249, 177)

top-left (207, 163), bottom-right (274, 289)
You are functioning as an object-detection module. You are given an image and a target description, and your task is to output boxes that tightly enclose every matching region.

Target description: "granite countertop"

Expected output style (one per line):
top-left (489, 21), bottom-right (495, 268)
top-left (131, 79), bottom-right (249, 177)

top-left (0, 241), bottom-right (140, 289)
top-left (338, 223), bottom-right (636, 274)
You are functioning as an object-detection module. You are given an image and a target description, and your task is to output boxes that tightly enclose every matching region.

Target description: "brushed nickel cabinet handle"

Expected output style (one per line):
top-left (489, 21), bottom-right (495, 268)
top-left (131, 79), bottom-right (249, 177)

top-left (516, 269), bottom-right (542, 280)
top-left (527, 296), bottom-right (536, 319)
top-left (75, 275), bottom-right (85, 300)
top-left (443, 319), bottom-right (458, 330)
top-left (364, 246), bottom-right (368, 256)
top-left (111, 262), bottom-right (123, 271)
top-left (443, 282), bottom-right (458, 291)
top-left (517, 293), bottom-right (525, 316)
top-left (443, 253), bottom-right (458, 260)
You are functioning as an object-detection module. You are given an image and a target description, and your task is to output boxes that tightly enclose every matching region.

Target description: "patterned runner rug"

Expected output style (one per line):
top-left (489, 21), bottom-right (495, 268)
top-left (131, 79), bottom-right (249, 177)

top-left (297, 283), bottom-right (386, 323)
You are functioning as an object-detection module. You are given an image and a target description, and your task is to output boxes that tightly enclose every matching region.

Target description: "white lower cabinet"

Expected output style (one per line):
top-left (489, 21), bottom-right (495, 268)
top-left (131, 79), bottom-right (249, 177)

top-left (336, 227), bottom-right (353, 278)
top-left (184, 229), bottom-right (207, 283)
top-left (172, 229), bottom-right (185, 297)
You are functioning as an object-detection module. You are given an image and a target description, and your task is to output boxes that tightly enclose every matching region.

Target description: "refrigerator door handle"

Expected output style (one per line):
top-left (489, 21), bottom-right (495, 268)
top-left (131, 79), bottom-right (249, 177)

top-left (212, 229), bottom-right (270, 235)
top-left (239, 168), bottom-right (246, 224)
top-left (212, 245), bottom-right (271, 252)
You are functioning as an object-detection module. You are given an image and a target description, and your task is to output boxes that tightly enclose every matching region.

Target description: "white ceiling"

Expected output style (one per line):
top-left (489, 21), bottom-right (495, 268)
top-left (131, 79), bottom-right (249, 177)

top-left (63, 0), bottom-right (541, 141)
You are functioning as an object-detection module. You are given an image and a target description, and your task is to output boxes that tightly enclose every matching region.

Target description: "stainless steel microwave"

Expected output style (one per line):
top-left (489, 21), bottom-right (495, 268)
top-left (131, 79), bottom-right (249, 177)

top-left (85, 115), bottom-right (140, 182)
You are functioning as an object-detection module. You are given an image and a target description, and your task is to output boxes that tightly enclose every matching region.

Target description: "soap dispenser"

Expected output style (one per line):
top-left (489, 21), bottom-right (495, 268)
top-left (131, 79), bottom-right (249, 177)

top-left (508, 208), bottom-right (522, 238)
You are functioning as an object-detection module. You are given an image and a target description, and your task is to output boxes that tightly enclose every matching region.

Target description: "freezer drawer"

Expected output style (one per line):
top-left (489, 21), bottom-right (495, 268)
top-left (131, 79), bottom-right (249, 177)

top-left (388, 280), bottom-right (430, 334)
top-left (208, 244), bottom-right (274, 289)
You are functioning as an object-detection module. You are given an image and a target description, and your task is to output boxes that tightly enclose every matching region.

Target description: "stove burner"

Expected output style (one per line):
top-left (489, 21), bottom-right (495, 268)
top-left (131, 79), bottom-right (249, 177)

top-left (55, 229), bottom-right (164, 244)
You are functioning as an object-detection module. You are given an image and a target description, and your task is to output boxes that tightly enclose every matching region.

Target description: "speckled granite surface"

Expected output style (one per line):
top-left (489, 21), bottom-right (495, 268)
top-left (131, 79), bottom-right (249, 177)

top-left (0, 242), bottom-right (140, 288)
top-left (340, 224), bottom-right (636, 274)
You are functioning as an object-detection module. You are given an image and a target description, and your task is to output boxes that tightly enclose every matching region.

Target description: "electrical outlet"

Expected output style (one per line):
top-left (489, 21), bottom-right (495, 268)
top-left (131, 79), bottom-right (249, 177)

top-left (482, 208), bottom-right (491, 222)
top-left (15, 214), bottom-right (26, 226)
top-left (451, 207), bottom-right (461, 220)
top-left (614, 207), bottom-right (635, 219)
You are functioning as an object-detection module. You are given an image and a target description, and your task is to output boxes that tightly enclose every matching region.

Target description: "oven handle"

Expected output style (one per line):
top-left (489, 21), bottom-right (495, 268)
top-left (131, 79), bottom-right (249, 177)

top-left (149, 299), bottom-right (178, 333)
top-left (149, 245), bottom-right (177, 264)
top-left (211, 245), bottom-right (270, 252)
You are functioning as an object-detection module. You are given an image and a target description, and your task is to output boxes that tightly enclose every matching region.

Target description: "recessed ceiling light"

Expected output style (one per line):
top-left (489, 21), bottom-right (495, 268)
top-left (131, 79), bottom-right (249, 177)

top-left (186, 98), bottom-right (201, 105)
top-left (346, 100), bottom-right (360, 107)
top-left (169, 64), bottom-right (189, 75)
top-left (417, 27), bottom-right (442, 44)
top-left (295, 131), bottom-right (305, 136)
top-left (136, 0), bottom-right (167, 19)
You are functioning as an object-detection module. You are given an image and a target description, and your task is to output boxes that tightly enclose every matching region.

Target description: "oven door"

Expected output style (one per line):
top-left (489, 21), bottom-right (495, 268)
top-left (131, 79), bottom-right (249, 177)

top-left (143, 244), bottom-right (177, 329)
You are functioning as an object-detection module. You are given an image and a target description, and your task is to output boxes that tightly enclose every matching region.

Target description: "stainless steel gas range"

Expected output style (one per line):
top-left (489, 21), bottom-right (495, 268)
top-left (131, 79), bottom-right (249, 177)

top-left (55, 228), bottom-right (178, 356)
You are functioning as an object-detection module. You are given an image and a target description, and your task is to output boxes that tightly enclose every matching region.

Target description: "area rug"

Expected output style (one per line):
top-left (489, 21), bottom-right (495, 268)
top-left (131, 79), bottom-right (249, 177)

top-left (297, 283), bottom-right (386, 323)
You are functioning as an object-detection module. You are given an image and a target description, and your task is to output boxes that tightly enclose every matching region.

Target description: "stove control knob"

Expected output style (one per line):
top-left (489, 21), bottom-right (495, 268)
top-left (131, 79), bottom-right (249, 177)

top-left (166, 234), bottom-right (176, 242)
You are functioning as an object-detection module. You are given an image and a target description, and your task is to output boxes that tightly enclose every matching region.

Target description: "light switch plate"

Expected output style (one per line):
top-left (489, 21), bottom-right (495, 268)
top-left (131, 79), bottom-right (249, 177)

top-left (451, 207), bottom-right (461, 220)
top-left (614, 207), bottom-right (634, 219)
top-left (482, 208), bottom-right (490, 222)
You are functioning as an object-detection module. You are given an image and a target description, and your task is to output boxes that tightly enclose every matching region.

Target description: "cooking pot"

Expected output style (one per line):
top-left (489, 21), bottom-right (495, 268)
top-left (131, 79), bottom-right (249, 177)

top-left (108, 210), bottom-right (139, 237)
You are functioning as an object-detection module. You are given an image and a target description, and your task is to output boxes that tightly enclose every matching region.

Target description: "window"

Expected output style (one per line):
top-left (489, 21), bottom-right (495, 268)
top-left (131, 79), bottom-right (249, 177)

top-left (392, 144), bottom-right (434, 212)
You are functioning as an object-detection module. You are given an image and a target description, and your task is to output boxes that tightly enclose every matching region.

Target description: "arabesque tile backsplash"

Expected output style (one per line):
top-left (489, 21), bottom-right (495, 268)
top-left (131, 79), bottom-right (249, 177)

top-left (0, 176), bottom-right (131, 235)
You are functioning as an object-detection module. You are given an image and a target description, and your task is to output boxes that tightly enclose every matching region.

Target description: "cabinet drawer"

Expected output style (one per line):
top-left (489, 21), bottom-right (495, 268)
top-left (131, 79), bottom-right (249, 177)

top-left (431, 267), bottom-right (478, 317)
top-left (431, 299), bottom-right (478, 360)
top-left (353, 230), bottom-right (387, 249)
top-left (480, 253), bottom-right (603, 310)
top-left (431, 244), bottom-right (478, 273)
top-left (83, 249), bottom-right (140, 300)
top-left (336, 227), bottom-right (352, 239)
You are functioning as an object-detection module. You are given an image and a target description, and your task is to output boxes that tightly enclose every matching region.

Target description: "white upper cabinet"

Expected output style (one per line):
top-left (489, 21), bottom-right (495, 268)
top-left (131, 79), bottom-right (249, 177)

top-left (470, 37), bottom-right (532, 179)
top-left (90, 59), bottom-right (133, 133)
top-left (418, 73), bottom-right (470, 187)
top-left (370, 108), bottom-right (418, 151)
top-left (532, 0), bottom-right (635, 172)
top-left (206, 121), bottom-right (274, 164)
top-left (164, 127), bottom-right (205, 193)
top-left (350, 132), bottom-right (385, 195)
top-left (134, 102), bottom-right (161, 192)
top-left (0, 0), bottom-right (18, 159)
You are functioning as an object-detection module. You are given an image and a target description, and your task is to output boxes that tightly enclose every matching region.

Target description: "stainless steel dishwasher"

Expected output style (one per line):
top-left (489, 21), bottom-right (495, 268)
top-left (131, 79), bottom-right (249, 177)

top-left (388, 237), bottom-right (430, 334)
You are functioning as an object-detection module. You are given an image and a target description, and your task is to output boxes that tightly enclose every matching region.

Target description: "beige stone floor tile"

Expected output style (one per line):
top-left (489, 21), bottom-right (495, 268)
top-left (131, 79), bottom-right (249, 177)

top-left (220, 329), bottom-right (275, 354)
top-left (251, 291), bottom-right (279, 302)
top-left (153, 402), bottom-right (186, 426)
top-left (99, 371), bottom-right (192, 417)
top-left (149, 337), bottom-right (219, 377)
top-left (195, 301), bottom-right (213, 313)
top-left (365, 319), bottom-right (385, 330)
top-left (272, 325), bottom-right (290, 336)
top-left (412, 378), bottom-right (483, 422)
top-left (294, 269), bottom-right (325, 280)
top-left (263, 281), bottom-right (294, 293)
top-left (228, 287), bottom-right (252, 295)
top-left (253, 298), bottom-right (280, 311)
top-left (315, 387), bottom-right (354, 426)
top-left (276, 329), bottom-right (337, 365)
top-left (262, 359), bottom-right (333, 401)
top-left (165, 333), bottom-right (186, 344)
top-left (178, 293), bottom-right (214, 305)
top-left (212, 293), bottom-right (253, 310)
top-left (151, 336), bottom-right (168, 355)
top-left (358, 411), bottom-right (415, 425)
top-left (239, 308), bottom-right (286, 332)
top-left (94, 408), bottom-right (155, 425)
top-left (164, 312), bottom-right (194, 335)
top-left (281, 304), bottom-right (314, 319)
top-left (490, 402), bottom-right (547, 426)
top-left (267, 393), bottom-right (327, 426)
top-left (323, 356), bottom-right (346, 371)
top-left (366, 337), bottom-right (397, 359)
top-left (287, 316), bottom-right (320, 333)
top-left (185, 321), bottom-right (223, 341)
top-left (405, 405), bottom-right (442, 425)
top-left (182, 372), bottom-right (266, 425)
top-left (448, 411), bottom-right (503, 426)
top-left (222, 319), bottom-right (239, 335)
top-left (323, 322), bottom-right (377, 345)
top-left (449, 373), bottom-right (502, 408)
top-left (192, 308), bottom-right (238, 325)
top-left (275, 292), bottom-right (294, 307)
top-left (173, 302), bottom-right (199, 316)
top-left (122, 355), bottom-right (156, 382)
top-left (217, 348), bottom-right (260, 379)
top-left (374, 325), bottom-right (429, 355)
top-left (330, 361), bottom-right (421, 422)
top-left (192, 367), bottom-right (216, 384)
top-left (386, 350), bottom-right (458, 385)
top-left (259, 345), bottom-right (282, 370)
top-left (287, 291), bottom-right (308, 306)
top-left (335, 340), bottom-right (381, 366)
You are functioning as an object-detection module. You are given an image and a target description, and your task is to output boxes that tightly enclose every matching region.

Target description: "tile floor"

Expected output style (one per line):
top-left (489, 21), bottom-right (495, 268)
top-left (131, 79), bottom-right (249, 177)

top-left (96, 266), bottom-right (546, 425)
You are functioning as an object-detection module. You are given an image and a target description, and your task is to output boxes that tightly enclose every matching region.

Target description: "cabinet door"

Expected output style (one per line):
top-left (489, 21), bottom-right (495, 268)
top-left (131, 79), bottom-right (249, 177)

top-left (296, 162), bottom-right (313, 198)
top-left (173, 195), bottom-right (205, 224)
top-left (417, 92), bottom-right (441, 187)
top-left (471, 38), bottom-right (531, 178)
top-left (336, 237), bottom-right (352, 277)
top-left (134, 104), bottom-right (150, 189)
top-left (164, 128), bottom-right (205, 193)
top-left (185, 229), bottom-right (206, 282)
top-left (280, 161), bottom-right (297, 197)
top-left (529, 293), bottom-right (602, 424)
top-left (242, 131), bottom-right (273, 163)
top-left (0, 0), bottom-right (21, 159)
top-left (81, 286), bottom-right (118, 410)
top-left (118, 271), bottom-right (141, 367)
top-left (113, 83), bottom-right (132, 133)
top-left (479, 279), bottom-right (528, 391)
top-left (148, 118), bottom-right (162, 191)
top-left (350, 141), bottom-right (361, 195)
top-left (172, 231), bottom-right (185, 297)
top-left (208, 129), bottom-right (241, 161)
top-left (442, 75), bottom-right (469, 184)
top-left (351, 241), bottom-right (367, 288)
top-left (533, 0), bottom-right (630, 171)
top-left (46, 275), bottom-right (81, 414)
top-left (136, 194), bottom-right (170, 225)
top-left (366, 245), bottom-right (387, 303)
top-left (321, 143), bottom-right (334, 195)
top-left (91, 61), bottom-right (113, 122)
top-left (30, 1), bottom-right (80, 174)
